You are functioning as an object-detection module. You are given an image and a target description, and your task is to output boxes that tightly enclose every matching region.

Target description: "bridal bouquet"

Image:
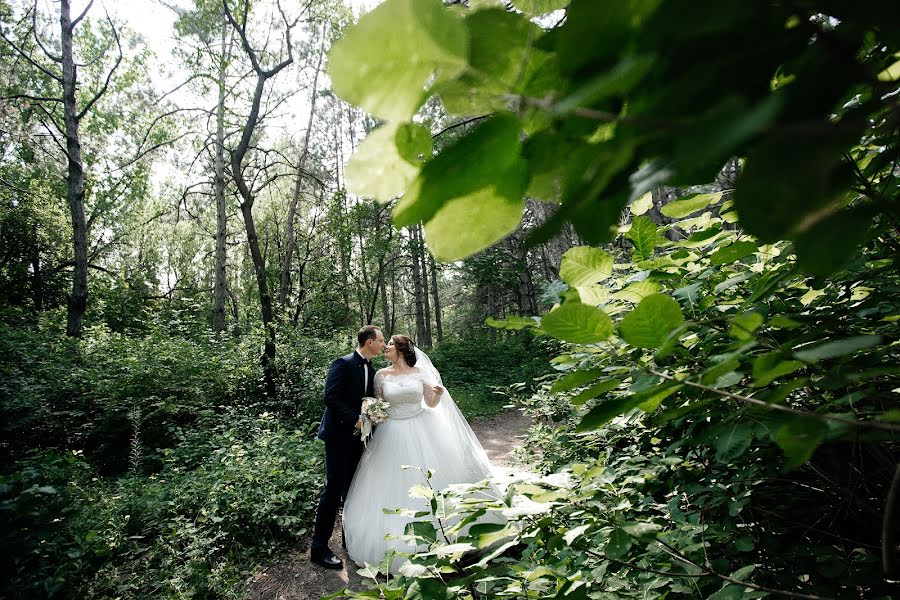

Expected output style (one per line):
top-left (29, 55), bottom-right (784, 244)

top-left (358, 396), bottom-right (390, 445)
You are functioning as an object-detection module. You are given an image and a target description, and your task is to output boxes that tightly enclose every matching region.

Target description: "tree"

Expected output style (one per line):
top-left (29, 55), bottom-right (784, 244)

top-left (222, 0), bottom-right (300, 395)
top-left (1, 0), bottom-right (123, 337)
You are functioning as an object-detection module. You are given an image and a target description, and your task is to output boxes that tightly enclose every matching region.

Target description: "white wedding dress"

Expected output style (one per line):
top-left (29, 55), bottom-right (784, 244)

top-left (342, 350), bottom-right (498, 574)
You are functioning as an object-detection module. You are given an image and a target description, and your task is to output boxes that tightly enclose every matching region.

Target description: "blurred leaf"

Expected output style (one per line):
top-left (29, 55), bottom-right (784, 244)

top-left (604, 528), bottom-right (633, 559)
top-left (485, 315), bottom-right (538, 330)
top-left (775, 417), bottom-right (828, 471)
top-left (328, 0), bottom-right (467, 121)
top-left (793, 335), bottom-right (883, 363)
top-left (396, 113), bottom-right (524, 227)
top-left (752, 353), bottom-right (804, 387)
top-left (511, 0), bottom-right (570, 16)
top-left (345, 122), bottom-right (431, 202)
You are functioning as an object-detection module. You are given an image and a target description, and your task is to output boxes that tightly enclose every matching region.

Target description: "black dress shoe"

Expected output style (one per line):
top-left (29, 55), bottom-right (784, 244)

top-left (310, 547), bottom-right (343, 570)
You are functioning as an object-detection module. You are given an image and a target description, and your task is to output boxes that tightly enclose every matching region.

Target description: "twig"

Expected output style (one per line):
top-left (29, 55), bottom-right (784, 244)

top-left (432, 115), bottom-right (491, 140)
top-left (646, 368), bottom-right (900, 433)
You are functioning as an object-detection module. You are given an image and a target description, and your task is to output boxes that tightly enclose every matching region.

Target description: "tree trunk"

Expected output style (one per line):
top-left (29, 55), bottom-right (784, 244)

top-left (61, 0), bottom-right (88, 338)
top-left (31, 230), bottom-right (44, 313)
top-left (279, 27), bottom-right (324, 312)
top-left (222, 0), bottom-right (296, 397)
top-left (212, 17), bottom-right (230, 333)
top-left (428, 253), bottom-right (442, 344)
top-left (416, 225), bottom-right (433, 348)
top-left (409, 227), bottom-right (427, 345)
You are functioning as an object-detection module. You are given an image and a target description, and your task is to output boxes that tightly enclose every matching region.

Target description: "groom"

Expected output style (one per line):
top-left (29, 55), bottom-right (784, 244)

top-left (310, 324), bottom-right (385, 569)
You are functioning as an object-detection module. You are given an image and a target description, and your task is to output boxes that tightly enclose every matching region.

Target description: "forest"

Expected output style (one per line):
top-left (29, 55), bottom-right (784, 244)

top-left (1, 0), bottom-right (898, 598)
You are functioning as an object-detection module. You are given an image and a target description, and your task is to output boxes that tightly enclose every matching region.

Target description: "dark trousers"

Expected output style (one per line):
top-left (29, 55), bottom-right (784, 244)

top-left (311, 435), bottom-right (364, 550)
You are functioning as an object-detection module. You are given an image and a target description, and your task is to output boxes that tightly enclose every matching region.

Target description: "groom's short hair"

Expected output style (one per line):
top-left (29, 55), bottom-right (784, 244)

top-left (358, 325), bottom-right (381, 347)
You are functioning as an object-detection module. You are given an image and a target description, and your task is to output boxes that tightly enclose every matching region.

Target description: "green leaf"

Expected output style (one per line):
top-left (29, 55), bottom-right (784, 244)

top-left (550, 369), bottom-right (605, 394)
top-left (577, 383), bottom-right (679, 430)
top-left (708, 584), bottom-right (749, 600)
top-left (752, 352), bottom-right (804, 387)
top-left (485, 315), bottom-right (538, 330)
top-left (422, 158), bottom-right (528, 261)
top-left (511, 0), bottom-right (570, 15)
top-left (775, 417), bottom-right (828, 471)
top-left (604, 528), bottom-right (633, 559)
top-left (660, 192), bottom-right (722, 218)
top-left (794, 206), bottom-right (874, 276)
top-left (541, 302), bottom-right (614, 344)
top-left (571, 377), bottom-right (624, 406)
top-left (710, 240), bottom-right (758, 265)
top-left (625, 216), bottom-right (658, 261)
top-left (345, 122), bottom-right (432, 202)
top-left (396, 113), bottom-right (524, 227)
top-left (611, 280), bottom-right (660, 303)
top-left (634, 383), bottom-right (682, 413)
top-left (793, 335), bottom-right (883, 363)
top-left (621, 521), bottom-right (662, 540)
top-left (404, 578), bottom-right (449, 600)
top-left (619, 294), bottom-right (684, 349)
top-left (328, 0), bottom-right (467, 121)
top-left (714, 423), bottom-right (754, 463)
top-left (630, 191), bottom-right (653, 215)
top-left (438, 9), bottom-right (545, 115)
top-left (468, 523), bottom-right (516, 548)
top-left (559, 246), bottom-right (614, 287)
top-left (728, 311), bottom-right (764, 341)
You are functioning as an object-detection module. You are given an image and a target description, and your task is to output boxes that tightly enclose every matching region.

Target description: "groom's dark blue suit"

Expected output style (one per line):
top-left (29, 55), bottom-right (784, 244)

top-left (311, 350), bottom-right (375, 551)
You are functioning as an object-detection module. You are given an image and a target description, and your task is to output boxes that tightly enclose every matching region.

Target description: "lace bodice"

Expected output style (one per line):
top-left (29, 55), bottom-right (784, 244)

top-left (374, 369), bottom-right (437, 420)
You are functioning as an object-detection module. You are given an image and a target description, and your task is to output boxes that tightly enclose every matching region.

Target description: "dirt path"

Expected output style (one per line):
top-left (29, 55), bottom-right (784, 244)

top-left (244, 409), bottom-right (532, 600)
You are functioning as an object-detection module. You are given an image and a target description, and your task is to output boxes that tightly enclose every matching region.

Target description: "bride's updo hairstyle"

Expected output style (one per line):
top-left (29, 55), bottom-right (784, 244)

top-left (391, 335), bottom-right (418, 366)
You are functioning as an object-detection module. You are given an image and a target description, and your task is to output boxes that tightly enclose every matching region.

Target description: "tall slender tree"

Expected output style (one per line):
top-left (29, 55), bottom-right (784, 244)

top-left (222, 0), bottom-right (299, 395)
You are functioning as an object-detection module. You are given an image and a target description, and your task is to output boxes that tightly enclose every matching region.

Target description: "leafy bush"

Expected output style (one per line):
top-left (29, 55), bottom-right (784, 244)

top-left (1, 413), bottom-right (323, 599)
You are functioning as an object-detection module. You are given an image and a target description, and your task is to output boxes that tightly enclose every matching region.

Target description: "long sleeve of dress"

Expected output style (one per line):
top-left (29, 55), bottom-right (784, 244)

top-left (373, 370), bottom-right (385, 400)
top-left (421, 375), bottom-right (441, 408)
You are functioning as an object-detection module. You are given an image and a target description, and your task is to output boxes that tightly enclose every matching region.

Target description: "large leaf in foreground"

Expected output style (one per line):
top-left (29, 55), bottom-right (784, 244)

top-left (559, 246), bottom-right (614, 287)
top-left (619, 294), bottom-right (684, 348)
top-left (541, 302), bottom-right (613, 344)
top-left (395, 113), bottom-right (523, 228)
top-left (423, 159), bottom-right (528, 261)
top-left (345, 122), bottom-right (431, 202)
top-left (328, 0), bottom-right (467, 122)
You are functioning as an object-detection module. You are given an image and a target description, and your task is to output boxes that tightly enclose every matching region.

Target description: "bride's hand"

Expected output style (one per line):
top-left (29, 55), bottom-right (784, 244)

top-left (431, 384), bottom-right (444, 396)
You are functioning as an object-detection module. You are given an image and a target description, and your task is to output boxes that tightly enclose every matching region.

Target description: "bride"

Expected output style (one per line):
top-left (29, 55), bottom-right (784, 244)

top-left (342, 334), bottom-right (497, 573)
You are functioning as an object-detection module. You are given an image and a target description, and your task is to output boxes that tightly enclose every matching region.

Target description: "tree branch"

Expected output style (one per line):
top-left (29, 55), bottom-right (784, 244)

top-left (76, 10), bottom-right (122, 121)
top-left (0, 22), bottom-right (63, 82)
top-left (31, 1), bottom-right (62, 62)
top-left (647, 368), bottom-right (900, 433)
top-left (69, 0), bottom-right (96, 30)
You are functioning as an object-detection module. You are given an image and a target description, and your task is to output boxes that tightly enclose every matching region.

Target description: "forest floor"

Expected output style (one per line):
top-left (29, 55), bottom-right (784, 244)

top-left (244, 409), bottom-right (533, 600)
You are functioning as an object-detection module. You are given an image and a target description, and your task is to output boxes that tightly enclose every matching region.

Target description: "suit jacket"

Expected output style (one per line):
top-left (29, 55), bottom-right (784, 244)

top-left (317, 351), bottom-right (376, 442)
